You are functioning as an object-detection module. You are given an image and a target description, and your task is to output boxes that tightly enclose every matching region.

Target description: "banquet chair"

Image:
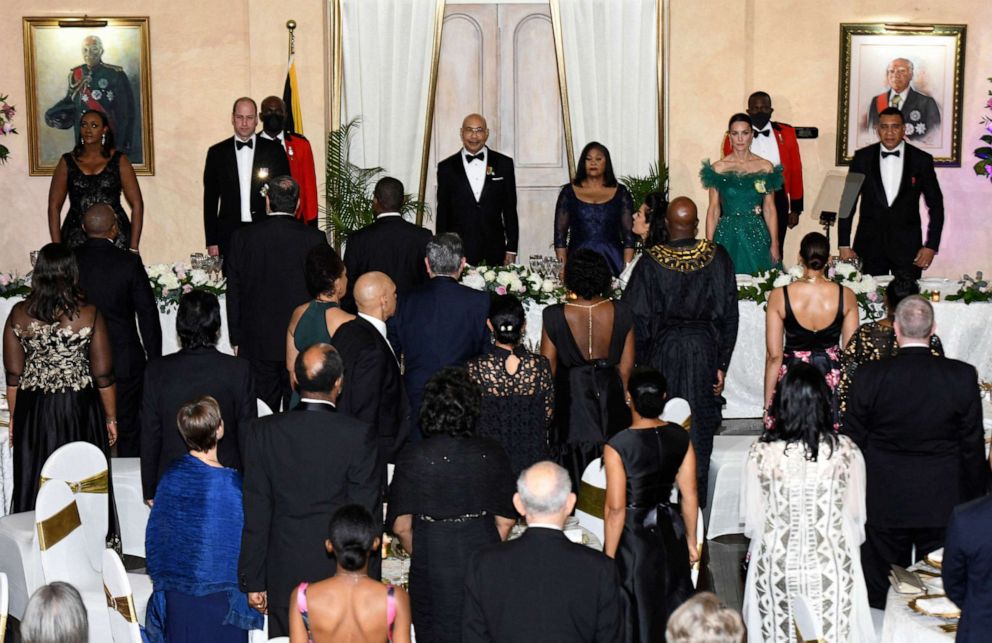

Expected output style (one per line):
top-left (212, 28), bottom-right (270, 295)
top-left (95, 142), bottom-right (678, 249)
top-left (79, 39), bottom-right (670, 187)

top-left (0, 571), bottom-right (8, 643)
top-left (574, 458), bottom-right (605, 544)
top-left (102, 549), bottom-right (142, 643)
top-left (39, 441), bottom-right (110, 573)
top-left (34, 480), bottom-right (112, 642)
top-left (268, 638), bottom-right (289, 643)
top-left (662, 397), bottom-right (692, 504)
top-left (257, 398), bottom-right (274, 417)
top-left (792, 593), bottom-right (825, 642)
top-left (692, 506), bottom-right (705, 588)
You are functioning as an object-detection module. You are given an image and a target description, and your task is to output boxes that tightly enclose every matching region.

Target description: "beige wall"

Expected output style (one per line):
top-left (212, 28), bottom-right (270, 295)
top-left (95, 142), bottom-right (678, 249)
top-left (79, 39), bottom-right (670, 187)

top-left (670, 0), bottom-right (991, 276)
top-left (2, 0), bottom-right (988, 277)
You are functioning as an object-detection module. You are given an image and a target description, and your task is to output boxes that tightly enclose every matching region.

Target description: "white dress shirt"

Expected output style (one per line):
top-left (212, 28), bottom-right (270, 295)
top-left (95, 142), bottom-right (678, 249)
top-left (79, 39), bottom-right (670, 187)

top-left (259, 130), bottom-right (286, 151)
top-left (358, 312), bottom-right (397, 359)
top-left (526, 522), bottom-right (563, 531)
top-left (750, 126), bottom-right (781, 165)
top-left (461, 146), bottom-right (488, 201)
top-left (880, 141), bottom-right (905, 206)
top-left (299, 397), bottom-right (336, 407)
top-left (235, 134), bottom-right (256, 222)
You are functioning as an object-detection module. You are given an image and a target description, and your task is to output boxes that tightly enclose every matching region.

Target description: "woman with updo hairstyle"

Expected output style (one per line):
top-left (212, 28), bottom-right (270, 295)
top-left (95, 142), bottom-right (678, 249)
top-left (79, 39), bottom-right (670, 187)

top-left (387, 367), bottom-right (516, 643)
top-left (618, 191), bottom-right (669, 290)
top-left (541, 248), bottom-right (635, 490)
top-left (603, 367), bottom-right (697, 641)
top-left (289, 505), bottom-right (411, 643)
top-left (836, 272), bottom-right (945, 418)
top-left (467, 294), bottom-right (554, 475)
top-left (286, 243), bottom-right (355, 408)
top-left (764, 232), bottom-right (859, 428)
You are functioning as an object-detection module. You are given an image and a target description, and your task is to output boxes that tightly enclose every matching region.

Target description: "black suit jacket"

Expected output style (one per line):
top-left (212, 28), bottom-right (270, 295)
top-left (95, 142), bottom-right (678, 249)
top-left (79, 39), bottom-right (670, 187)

top-left (333, 316), bottom-right (409, 463)
top-left (238, 403), bottom-right (379, 617)
top-left (342, 214), bottom-right (432, 312)
top-left (867, 88), bottom-right (941, 141)
top-left (943, 496), bottom-right (992, 643)
top-left (225, 215), bottom-right (327, 361)
top-left (202, 135), bottom-right (290, 254)
top-left (140, 347), bottom-right (255, 500)
top-left (393, 276), bottom-right (490, 414)
top-left (436, 148), bottom-right (518, 266)
top-left (463, 527), bottom-right (623, 642)
top-left (839, 142), bottom-right (944, 271)
top-left (843, 347), bottom-right (986, 528)
top-left (74, 239), bottom-right (161, 379)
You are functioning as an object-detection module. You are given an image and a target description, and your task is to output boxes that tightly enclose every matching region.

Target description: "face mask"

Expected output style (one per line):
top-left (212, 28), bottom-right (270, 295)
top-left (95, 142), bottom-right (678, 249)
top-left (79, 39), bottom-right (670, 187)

top-left (262, 113), bottom-right (285, 132)
top-left (750, 112), bottom-right (771, 130)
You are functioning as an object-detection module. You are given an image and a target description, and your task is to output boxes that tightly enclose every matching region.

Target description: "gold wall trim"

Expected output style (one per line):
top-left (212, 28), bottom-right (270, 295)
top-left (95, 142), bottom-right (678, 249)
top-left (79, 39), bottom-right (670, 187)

top-left (328, 0), bottom-right (344, 132)
top-left (548, 0), bottom-right (575, 179)
top-left (656, 0), bottom-right (667, 169)
top-left (416, 0), bottom-right (447, 226)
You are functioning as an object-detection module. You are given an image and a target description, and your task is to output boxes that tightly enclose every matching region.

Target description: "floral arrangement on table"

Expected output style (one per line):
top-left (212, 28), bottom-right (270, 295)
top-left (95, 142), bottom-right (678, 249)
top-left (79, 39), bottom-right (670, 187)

top-left (975, 78), bottom-right (992, 182)
top-left (945, 272), bottom-right (992, 303)
top-left (0, 93), bottom-right (17, 165)
top-left (736, 261), bottom-right (885, 320)
top-left (461, 264), bottom-right (565, 305)
top-left (0, 273), bottom-right (30, 298)
top-left (146, 263), bottom-right (226, 312)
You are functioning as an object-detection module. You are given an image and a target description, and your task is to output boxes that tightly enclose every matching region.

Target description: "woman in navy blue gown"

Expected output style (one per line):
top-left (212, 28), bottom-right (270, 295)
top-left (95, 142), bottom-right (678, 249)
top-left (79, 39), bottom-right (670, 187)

top-left (554, 142), bottom-right (635, 277)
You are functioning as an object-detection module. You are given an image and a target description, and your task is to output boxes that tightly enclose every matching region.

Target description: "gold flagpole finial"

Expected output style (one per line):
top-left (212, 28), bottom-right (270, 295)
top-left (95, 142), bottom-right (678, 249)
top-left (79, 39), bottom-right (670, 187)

top-left (286, 20), bottom-right (297, 57)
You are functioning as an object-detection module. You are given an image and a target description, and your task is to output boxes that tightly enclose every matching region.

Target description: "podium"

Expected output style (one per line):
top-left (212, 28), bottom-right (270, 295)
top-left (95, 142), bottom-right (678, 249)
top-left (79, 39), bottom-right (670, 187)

top-left (810, 171), bottom-right (864, 248)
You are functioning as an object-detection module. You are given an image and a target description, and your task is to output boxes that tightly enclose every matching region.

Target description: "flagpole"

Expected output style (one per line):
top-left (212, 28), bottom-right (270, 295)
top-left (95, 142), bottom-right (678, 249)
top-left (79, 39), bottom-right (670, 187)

top-left (287, 19), bottom-right (296, 57)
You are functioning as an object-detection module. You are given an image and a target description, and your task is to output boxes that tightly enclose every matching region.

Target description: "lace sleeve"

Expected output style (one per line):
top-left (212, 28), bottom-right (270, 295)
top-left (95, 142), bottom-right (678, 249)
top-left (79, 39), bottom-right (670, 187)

top-left (553, 185), bottom-right (571, 249)
top-left (3, 309), bottom-right (23, 388)
top-left (619, 185), bottom-right (635, 249)
top-left (89, 310), bottom-right (116, 388)
top-left (536, 355), bottom-right (554, 426)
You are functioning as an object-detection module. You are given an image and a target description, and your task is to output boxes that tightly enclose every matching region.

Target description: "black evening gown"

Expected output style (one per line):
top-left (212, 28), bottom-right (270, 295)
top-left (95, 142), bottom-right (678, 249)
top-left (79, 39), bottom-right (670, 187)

top-left (608, 424), bottom-right (693, 642)
top-left (386, 435), bottom-right (515, 643)
top-left (467, 345), bottom-right (554, 476)
top-left (553, 184), bottom-right (635, 276)
top-left (60, 151), bottom-right (132, 249)
top-left (543, 302), bottom-right (632, 491)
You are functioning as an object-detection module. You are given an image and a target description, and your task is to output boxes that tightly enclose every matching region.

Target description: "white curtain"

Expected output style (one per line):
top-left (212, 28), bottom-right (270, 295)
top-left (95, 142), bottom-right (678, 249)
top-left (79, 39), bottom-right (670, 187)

top-left (342, 0), bottom-right (441, 193)
top-left (557, 0), bottom-right (659, 177)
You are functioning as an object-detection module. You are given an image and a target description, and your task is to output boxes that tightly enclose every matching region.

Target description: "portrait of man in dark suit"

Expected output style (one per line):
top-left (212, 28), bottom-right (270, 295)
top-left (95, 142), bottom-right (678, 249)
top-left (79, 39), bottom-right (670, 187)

top-left (866, 57), bottom-right (941, 144)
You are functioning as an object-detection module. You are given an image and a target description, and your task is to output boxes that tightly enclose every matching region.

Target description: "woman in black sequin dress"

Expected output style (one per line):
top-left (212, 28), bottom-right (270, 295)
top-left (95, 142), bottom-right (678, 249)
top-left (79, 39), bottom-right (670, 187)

top-left (47, 110), bottom-right (144, 251)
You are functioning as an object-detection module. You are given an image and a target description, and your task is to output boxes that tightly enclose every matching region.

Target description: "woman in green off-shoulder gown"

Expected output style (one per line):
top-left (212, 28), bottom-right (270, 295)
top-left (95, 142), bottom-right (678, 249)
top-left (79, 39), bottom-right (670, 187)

top-left (701, 113), bottom-right (785, 274)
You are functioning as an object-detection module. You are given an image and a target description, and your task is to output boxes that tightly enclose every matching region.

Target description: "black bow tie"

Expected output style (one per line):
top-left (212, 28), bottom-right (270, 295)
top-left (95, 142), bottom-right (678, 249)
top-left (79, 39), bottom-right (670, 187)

top-left (754, 129), bottom-right (771, 137)
top-left (465, 152), bottom-right (484, 163)
top-left (236, 139), bottom-right (253, 150)
top-left (881, 150), bottom-right (900, 158)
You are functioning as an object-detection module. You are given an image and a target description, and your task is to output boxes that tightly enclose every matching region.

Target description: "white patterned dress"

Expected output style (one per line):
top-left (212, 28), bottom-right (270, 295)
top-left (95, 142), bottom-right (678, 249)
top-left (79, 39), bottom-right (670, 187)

top-left (741, 435), bottom-right (874, 643)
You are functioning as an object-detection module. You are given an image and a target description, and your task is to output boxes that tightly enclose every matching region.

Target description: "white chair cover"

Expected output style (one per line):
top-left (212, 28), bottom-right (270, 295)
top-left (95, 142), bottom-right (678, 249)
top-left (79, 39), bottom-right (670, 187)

top-left (0, 510), bottom-right (39, 619)
top-left (692, 506), bottom-right (705, 588)
top-left (574, 458), bottom-right (606, 544)
top-left (267, 638), bottom-right (289, 643)
top-left (247, 617), bottom-right (270, 643)
top-left (34, 480), bottom-right (111, 642)
top-left (40, 442), bottom-right (109, 572)
top-left (257, 399), bottom-right (273, 417)
top-left (792, 593), bottom-right (825, 641)
top-left (661, 397), bottom-right (692, 429)
top-left (0, 571), bottom-right (8, 643)
top-left (102, 549), bottom-right (142, 643)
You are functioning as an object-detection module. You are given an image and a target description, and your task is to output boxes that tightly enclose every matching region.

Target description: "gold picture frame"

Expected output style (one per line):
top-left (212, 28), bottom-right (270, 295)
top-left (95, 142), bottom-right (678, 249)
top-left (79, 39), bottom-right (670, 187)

top-left (23, 17), bottom-right (154, 175)
top-left (836, 23), bottom-right (965, 167)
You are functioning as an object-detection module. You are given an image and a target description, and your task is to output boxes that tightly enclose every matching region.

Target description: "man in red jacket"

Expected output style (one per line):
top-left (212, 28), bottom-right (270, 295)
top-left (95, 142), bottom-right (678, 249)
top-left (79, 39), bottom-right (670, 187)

top-left (260, 95), bottom-right (319, 226)
top-left (723, 91), bottom-right (804, 251)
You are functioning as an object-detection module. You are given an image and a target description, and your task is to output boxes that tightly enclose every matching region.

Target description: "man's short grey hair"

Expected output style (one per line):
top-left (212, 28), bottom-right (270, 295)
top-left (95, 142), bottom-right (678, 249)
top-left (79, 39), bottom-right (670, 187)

top-left (666, 592), bottom-right (744, 643)
top-left (21, 582), bottom-right (88, 643)
top-left (890, 57), bottom-right (915, 74)
top-left (517, 461), bottom-right (572, 515)
top-left (895, 295), bottom-right (934, 339)
top-left (426, 233), bottom-right (464, 275)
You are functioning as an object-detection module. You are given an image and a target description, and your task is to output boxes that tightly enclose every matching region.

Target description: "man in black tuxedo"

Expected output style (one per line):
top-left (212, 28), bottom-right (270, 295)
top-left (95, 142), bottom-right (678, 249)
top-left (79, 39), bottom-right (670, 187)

top-left (239, 344), bottom-right (379, 638)
top-left (867, 58), bottom-right (941, 143)
top-left (839, 107), bottom-right (944, 278)
top-left (436, 113), bottom-right (518, 266)
top-left (342, 176), bottom-right (432, 312)
top-left (75, 204), bottom-right (161, 456)
top-left (463, 461), bottom-right (623, 642)
top-left (203, 96), bottom-right (290, 258)
top-left (844, 296), bottom-right (986, 609)
top-left (140, 290), bottom-right (255, 502)
top-left (943, 491), bottom-right (992, 643)
top-left (225, 175), bottom-right (327, 412)
top-left (334, 272), bottom-right (408, 467)
top-left (392, 233), bottom-right (490, 439)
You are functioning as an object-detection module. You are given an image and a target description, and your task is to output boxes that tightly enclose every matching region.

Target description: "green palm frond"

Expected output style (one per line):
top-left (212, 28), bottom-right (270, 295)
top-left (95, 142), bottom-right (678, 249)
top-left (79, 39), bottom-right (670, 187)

top-left (619, 162), bottom-right (669, 209)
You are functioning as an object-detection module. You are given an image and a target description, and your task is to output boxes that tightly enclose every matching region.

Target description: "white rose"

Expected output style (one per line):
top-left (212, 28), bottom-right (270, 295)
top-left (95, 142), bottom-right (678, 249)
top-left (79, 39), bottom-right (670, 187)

top-left (506, 274), bottom-right (523, 291)
top-left (147, 264), bottom-right (169, 279)
top-left (773, 274), bottom-right (793, 288)
top-left (483, 270), bottom-right (497, 282)
top-left (542, 280), bottom-right (555, 293)
top-left (835, 262), bottom-right (857, 278)
top-left (860, 275), bottom-right (876, 292)
top-left (752, 274), bottom-right (768, 285)
top-left (496, 271), bottom-right (514, 286)
top-left (160, 273), bottom-right (181, 290)
top-left (190, 269), bottom-right (209, 286)
top-left (527, 272), bottom-right (542, 287)
top-left (462, 273), bottom-right (486, 290)
top-left (787, 265), bottom-right (804, 279)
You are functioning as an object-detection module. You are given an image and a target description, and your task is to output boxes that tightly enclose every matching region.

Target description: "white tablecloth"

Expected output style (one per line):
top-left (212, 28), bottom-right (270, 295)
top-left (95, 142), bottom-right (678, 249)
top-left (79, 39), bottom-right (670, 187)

top-left (881, 562), bottom-right (956, 643)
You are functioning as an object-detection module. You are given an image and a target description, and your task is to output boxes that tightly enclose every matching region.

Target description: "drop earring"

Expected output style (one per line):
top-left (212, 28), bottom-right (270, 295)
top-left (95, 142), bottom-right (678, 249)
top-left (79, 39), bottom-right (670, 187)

top-left (101, 133), bottom-right (106, 146)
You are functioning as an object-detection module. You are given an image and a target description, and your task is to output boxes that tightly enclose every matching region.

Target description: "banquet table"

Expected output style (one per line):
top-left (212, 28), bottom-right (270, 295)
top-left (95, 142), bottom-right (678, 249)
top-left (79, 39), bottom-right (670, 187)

top-left (881, 559), bottom-right (957, 642)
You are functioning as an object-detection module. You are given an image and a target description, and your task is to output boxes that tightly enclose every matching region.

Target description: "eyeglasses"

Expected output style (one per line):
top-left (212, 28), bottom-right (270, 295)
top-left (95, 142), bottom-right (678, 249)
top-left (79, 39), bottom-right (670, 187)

top-left (461, 127), bottom-right (487, 134)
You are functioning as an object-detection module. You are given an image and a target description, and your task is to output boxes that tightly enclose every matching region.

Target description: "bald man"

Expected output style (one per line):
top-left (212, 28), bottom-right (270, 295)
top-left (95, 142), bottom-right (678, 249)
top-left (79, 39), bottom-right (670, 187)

top-left (436, 113), bottom-right (519, 266)
top-left (74, 204), bottom-right (161, 455)
top-left (333, 272), bottom-right (409, 465)
top-left (239, 343), bottom-right (379, 637)
top-left (259, 95), bottom-right (319, 225)
top-left (622, 197), bottom-right (739, 507)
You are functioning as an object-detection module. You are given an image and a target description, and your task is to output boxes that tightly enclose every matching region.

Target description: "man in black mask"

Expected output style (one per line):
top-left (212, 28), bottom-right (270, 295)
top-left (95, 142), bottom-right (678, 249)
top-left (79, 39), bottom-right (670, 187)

top-left (259, 95), bottom-right (319, 226)
top-left (722, 91), bottom-right (804, 251)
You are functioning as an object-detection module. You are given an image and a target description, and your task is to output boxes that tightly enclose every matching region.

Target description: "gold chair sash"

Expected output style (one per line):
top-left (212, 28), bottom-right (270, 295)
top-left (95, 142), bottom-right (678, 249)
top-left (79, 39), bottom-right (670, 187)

top-left (794, 623), bottom-right (825, 643)
top-left (36, 501), bottom-right (81, 551)
top-left (39, 469), bottom-right (109, 494)
top-left (681, 416), bottom-right (692, 431)
top-left (576, 481), bottom-right (605, 519)
top-left (104, 584), bottom-right (138, 623)
top-left (0, 613), bottom-right (7, 643)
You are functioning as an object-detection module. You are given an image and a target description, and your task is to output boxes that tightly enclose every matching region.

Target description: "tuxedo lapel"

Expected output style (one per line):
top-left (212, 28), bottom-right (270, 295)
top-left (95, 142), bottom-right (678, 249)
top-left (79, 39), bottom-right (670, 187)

top-left (894, 144), bottom-right (914, 201)
top-left (869, 144), bottom-right (888, 207)
top-left (223, 137), bottom-right (240, 192)
top-left (452, 154), bottom-right (477, 202)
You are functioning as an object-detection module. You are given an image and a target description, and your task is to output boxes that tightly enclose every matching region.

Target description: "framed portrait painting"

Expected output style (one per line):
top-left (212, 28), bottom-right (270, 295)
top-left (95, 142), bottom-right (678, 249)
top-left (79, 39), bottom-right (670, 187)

top-left (836, 23), bottom-right (965, 167)
top-left (23, 17), bottom-right (154, 175)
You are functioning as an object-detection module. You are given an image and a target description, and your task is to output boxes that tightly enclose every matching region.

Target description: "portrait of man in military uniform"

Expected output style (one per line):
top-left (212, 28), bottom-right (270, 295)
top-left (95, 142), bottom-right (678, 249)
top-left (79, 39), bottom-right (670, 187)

top-left (45, 35), bottom-right (136, 157)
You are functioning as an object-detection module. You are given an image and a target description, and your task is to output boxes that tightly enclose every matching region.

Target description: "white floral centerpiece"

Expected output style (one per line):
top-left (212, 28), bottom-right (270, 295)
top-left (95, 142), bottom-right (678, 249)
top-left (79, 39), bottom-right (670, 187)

top-left (0, 272), bottom-right (30, 298)
top-left (738, 261), bottom-right (884, 320)
top-left (146, 262), bottom-right (226, 312)
top-left (460, 263), bottom-right (564, 305)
